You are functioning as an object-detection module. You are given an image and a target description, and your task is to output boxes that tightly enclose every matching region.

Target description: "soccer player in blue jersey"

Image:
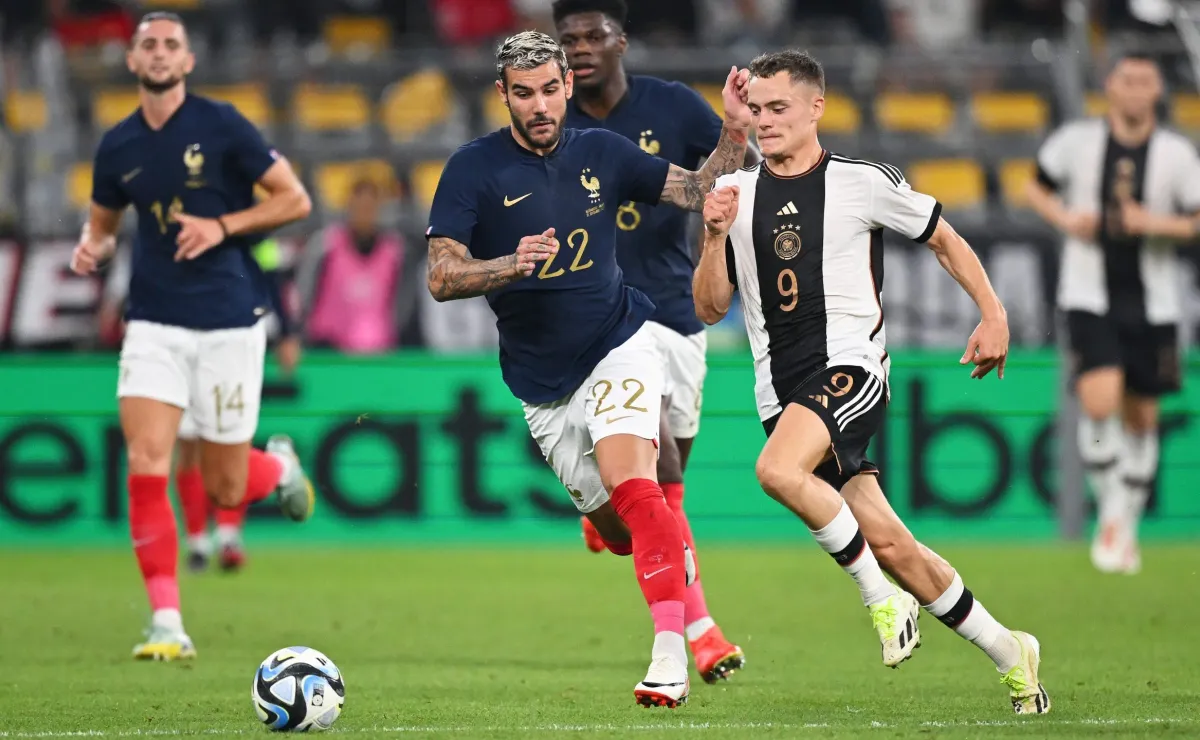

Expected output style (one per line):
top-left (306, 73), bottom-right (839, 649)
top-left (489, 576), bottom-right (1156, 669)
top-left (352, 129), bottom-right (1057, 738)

top-left (426, 31), bottom-right (750, 707)
top-left (554, 0), bottom-right (760, 686)
top-left (69, 12), bottom-right (315, 661)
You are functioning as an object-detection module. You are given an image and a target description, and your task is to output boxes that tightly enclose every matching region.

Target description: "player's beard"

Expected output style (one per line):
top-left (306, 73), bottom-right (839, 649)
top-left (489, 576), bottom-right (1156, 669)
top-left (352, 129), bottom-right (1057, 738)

top-left (512, 113), bottom-right (561, 151)
top-left (139, 74), bottom-right (183, 95)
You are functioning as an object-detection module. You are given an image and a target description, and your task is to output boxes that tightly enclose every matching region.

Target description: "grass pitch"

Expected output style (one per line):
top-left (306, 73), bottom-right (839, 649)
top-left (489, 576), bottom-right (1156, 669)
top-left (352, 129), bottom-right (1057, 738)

top-left (2, 543), bottom-right (1198, 739)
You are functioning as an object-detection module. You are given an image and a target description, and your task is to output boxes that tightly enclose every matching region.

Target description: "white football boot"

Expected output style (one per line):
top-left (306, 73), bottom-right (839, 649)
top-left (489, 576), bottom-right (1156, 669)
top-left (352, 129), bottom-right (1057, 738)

top-left (868, 590), bottom-right (921, 668)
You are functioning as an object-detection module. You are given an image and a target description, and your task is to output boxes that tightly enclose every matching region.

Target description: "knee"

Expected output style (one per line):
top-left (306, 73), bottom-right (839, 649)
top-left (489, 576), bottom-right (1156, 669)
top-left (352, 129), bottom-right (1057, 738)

top-left (202, 467), bottom-right (243, 509)
top-left (755, 453), bottom-right (790, 501)
top-left (126, 436), bottom-right (174, 477)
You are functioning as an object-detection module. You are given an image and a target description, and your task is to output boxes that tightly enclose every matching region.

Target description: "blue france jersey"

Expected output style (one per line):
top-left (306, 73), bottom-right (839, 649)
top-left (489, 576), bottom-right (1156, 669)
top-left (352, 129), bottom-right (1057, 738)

top-left (91, 94), bottom-right (278, 330)
top-left (565, 75), bottom-right (723, 336)
top-left (427, 127), bottom-right (670, 404)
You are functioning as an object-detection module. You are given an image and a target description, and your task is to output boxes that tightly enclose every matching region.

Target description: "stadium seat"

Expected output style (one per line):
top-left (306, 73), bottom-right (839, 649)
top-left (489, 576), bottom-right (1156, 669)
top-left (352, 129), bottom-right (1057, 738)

top-left (410, 160), bottom-right (445, 209)
top-left (693, 83), bottom-right (724, 116)
top-left (196, 84), bottom-right (272, 128)
top-left (292, 84), bottom-right (371, 133)
top-left (1085, 92), bottom-right (1107, 117)
top-left (875, 92), bottom-right (955, 135)
top-left (315, 159), bottom-right (397, 212)
top-left (999, 158), bottom-right (1036, 209)
top-left (65, 163), bottom-right (93, 210)
top-left (821, 92), bottom-right (861, 134)
top-left (1171, 93), bottom-right (1200, 131)
top-left (970, 92), bottom-right (1048, 134)
top-left (482, 87), bottom-right (509, 130)
top-left (5, 90), bottom-right (47, 133)
top-left (380, 70), bottom-right (454, 141)
top-left (92, 88), bottom-right (142, 129)
top-left (323, 16), bottom-right (391, 58)
top-left (907, 158), bottom-right (986, 212)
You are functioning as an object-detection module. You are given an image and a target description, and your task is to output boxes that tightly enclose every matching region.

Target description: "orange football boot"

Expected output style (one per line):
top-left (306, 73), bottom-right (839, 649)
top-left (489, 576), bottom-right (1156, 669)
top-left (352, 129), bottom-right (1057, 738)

top-left (581, 516), bottom-right (606, 553)
top-left (690, 625), bottom-right (745, 684)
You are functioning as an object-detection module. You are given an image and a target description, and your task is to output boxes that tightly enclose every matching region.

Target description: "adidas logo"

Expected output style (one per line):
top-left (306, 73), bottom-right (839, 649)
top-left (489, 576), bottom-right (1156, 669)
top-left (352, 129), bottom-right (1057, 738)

top-left (776, 201), bottom-right (798, 216)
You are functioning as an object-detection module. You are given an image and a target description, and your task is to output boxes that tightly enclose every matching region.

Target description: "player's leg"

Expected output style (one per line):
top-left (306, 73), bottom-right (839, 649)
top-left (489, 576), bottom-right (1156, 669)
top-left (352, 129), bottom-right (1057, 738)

top-left (173, 424), bottom-right (211, 573)
top-left (840, 473), bottom-right (1049, 714)
top-left (1065, 312), bottom-right (1127, 572)
top-left (117, 320), bottom-right (195, 661)
top-left (756, 369), bottom-right (913, 668)
top-left (1114, 321), bottom-right (1180, 574)
top-left (194, 322), bottom-right (313, 522)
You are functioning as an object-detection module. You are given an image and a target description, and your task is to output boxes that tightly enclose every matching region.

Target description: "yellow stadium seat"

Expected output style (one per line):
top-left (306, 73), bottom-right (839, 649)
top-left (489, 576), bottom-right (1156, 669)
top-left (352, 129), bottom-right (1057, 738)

top-left (315, 159), bottom-right (397, 211)
top-left (693, 84), bottom-right (724, 117)
top-left (6, 90), bottom-right (47, 133)
top-left (999, 158), bottom-right (1036, 209)
top-left (971, 92), bottom-right (1048, 133)
top-left (66, 162), bottom-right (93, 210)
top-left (381, 70), bottom-right (453, 139)
top-left (324, 16), bottom-right (391, 57)
top-left (293, 84), bottom-right (370, 132)
top-left (875, 92), bottom-right (955, 135)
top-left (482, 87), bottom-right (509, 129)
top-left (908, 159), bottom-right (986, 211)
top-left (197, 84), bottom-right (272, 128)
top-left (1172, 93), bottom-right (1200, 130)
top-left (92, 88), bottom-right (142, 129)
top-left (1085, 92), bottom-right (1107, 117)
top-left (821, 92), bottom-right (861, 134)
top-left (410, 160), bottom-right (445, 209)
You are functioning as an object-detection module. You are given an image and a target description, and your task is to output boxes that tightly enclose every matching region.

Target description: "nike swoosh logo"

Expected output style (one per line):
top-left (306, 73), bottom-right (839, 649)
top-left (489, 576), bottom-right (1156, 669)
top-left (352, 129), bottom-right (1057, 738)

top-left (606, 415), bottom-right (634, 424)
top-left (504, 193), bottom-right (532, 207)
top-left (642, 566), bottom-right (672, 580)
top-left (122, 167), bottom-right (142, 183)
top-left (132, 535), bottom-right (159, 549)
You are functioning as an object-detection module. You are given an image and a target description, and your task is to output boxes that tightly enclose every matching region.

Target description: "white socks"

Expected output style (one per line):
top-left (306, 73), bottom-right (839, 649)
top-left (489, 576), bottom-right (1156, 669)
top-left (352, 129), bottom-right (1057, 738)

top-left (1118, 428), bottom-right (1158, 528)
top-left (811, 502), bottom-right (896, 608)
top-left (1078, 415), bottom-right (1122, 523)
top-left (651, 630), bottom-right (688, 668)
top-left (151, 608), bottom-right (183, 633)
top-left (922, 572), bottom-right (1021, 673)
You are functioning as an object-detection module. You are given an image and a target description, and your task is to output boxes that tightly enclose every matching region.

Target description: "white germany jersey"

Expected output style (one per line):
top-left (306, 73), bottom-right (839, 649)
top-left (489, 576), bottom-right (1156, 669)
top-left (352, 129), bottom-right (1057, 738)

top-left (1036, 118), bottom-right (1200, 323)
top-left (717, 152), bottom-right (941, 422)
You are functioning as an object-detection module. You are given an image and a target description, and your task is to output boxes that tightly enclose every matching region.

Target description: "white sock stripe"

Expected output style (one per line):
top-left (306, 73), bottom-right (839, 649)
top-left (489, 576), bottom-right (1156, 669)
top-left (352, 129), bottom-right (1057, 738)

top-left (837, 377), bottom-right (884, 431)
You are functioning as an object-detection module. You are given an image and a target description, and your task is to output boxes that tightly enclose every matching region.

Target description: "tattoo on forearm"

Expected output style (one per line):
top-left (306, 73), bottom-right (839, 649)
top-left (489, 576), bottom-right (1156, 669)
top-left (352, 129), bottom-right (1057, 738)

top-left (661, 125), bottom-right (748, 212)
top-left (427, 236), bottom-right (520, 300)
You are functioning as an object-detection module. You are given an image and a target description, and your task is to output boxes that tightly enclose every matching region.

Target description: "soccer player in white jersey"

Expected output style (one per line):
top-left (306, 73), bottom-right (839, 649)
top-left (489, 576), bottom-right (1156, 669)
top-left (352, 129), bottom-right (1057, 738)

top-left (70, 13), bottom-right (315, 660)
top-left (694, 50), bottom-right (1050, 715)
top-left (1027, 52), bottom-right (1200, 575)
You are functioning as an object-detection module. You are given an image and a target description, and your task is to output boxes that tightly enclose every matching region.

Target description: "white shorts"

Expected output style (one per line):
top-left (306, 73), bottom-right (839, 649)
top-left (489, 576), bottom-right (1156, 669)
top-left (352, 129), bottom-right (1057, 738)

top-left (178, 408), bottom-right (198, 440)
top-left (522, 324), bottom-right (664, 514)
top-left (644, 321), bottom-right (707, 439)
top-left (117, 319), bottom-right (267, 445)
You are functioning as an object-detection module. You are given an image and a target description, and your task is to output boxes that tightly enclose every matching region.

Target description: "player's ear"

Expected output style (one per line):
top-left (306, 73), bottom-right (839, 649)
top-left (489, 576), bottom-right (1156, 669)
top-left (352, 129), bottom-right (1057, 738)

top-left (812, 94), bottom-right (825, 124)
top-left (616, 33), bottom-right (628, 56)
top-left (126, 47), bottom-right (137, 75)
top-left (564, 69), bottom-right (574, 100)
top-left (183, 50), bottom-right (196, 76)
top-left (494, 79), bottom-right (509, 109)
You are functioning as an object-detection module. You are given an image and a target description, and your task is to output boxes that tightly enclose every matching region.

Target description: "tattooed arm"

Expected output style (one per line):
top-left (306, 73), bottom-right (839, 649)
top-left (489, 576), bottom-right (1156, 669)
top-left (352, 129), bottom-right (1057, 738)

top-left (426, 231), bottom-right (558, 302)
top-left (660, 125), bottom-right (750, 212)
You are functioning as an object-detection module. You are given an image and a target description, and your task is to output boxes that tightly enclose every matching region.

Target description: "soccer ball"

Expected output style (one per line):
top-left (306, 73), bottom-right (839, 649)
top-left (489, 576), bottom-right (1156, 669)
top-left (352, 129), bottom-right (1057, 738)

top-left (251, 646), bottom-right (345, 732)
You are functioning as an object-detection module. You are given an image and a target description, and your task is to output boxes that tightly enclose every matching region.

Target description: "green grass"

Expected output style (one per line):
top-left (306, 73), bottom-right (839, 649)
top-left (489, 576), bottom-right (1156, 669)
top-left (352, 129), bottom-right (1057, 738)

top-left (2, 544), bottom-right (1199, 738)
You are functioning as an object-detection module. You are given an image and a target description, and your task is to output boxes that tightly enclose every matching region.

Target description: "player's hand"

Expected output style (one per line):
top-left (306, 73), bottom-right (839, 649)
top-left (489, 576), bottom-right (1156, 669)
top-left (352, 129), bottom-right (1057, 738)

top-left (1059, 210), bottom-right (1098, 241)
top-left (721, 66), bottom-right (753, 131)
top-left (174, 213), bottom-right (226, 261)
top-left (70, 222), bottom-right (116, 275)
top-left (960, 315), bottom-right (1009, 380)
top-left (276, 336), bottom-right (302, 376)
top-left (1119, 199), bottom-right (1151, 235)
top-left (703, 186), bottom-right (740, 237)
top-left (513, 228), bottom-right (558, 276)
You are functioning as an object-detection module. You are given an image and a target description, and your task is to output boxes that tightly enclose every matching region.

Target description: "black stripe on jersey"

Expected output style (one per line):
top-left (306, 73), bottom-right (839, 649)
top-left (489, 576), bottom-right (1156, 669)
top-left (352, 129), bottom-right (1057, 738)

top-left (830, 154), bottom-right (902, 187)
top-left (915, 202), bottom-right (943, 244)
top-left (725, 236), bottom-right (738, 288)
top-left (869, 228), bottom-right (884, 340)
top-left (1035, 163), bottom-right (1060, 193)
top-left (752, 158), bottom-right (830, 403)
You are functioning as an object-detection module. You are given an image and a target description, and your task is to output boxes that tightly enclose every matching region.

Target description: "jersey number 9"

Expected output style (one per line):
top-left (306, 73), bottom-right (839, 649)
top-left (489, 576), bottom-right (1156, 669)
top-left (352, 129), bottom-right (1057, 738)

top-left (778, 268), bottom-right (798, 312)
top-left (538, 228), bottom-right (594, 280)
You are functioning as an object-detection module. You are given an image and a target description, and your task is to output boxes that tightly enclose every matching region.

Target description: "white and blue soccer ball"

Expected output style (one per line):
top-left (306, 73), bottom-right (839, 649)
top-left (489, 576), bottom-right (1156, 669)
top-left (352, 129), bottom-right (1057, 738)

top-left (252, 647), bottom-right (345, 732)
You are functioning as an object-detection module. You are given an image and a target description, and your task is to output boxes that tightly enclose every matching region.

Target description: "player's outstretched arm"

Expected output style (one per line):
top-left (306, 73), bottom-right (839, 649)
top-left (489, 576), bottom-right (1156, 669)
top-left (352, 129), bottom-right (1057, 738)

top-left (693, 186), bottom-right (739, 324)
top-left (427, 231), bottom-right (557, 302)
top-left (70, 203), bottom-right (122, 275)
top-left (924, 218), bottom-right (1010, 379)
top-left (660, 67), bottom-right (752, 212)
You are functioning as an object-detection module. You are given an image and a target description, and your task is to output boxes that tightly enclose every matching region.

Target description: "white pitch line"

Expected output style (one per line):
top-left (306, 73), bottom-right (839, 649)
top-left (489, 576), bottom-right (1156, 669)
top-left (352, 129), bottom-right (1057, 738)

top-left (0, 717), bottom-right (1195, 738)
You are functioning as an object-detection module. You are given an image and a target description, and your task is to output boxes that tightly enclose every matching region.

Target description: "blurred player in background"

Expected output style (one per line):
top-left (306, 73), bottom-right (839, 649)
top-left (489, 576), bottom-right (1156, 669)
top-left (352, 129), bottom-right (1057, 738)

top-left (1027, 52), bottom-right (1200, 575)
top-left (695, 50), bottom-right (1049, 715)
top-left (426, 31), bottom-right (749, 707)
top-left (70, 12), bottom-right (315, 661)
top-left (554, 0), bottom-right (760, 686)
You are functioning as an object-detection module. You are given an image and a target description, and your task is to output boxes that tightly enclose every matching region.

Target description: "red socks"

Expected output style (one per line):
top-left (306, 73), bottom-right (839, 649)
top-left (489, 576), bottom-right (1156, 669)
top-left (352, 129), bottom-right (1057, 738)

top-left (215, 501), bottom-right (248, 529)
top-left (239, 448), bottom-right (284, 506)
top-left (611, 478), bottom-right (686, 634)
top-left (128, 475), bottom-right (180, 611)
top-left (663, 482), bottom-right (712, 629)
top-left (175, 467), bottom-right (209, 538)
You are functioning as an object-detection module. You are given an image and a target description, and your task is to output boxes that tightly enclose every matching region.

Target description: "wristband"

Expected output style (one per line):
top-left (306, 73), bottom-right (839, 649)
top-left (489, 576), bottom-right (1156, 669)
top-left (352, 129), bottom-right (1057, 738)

top-left (217, 217), bottom-right (229, 239)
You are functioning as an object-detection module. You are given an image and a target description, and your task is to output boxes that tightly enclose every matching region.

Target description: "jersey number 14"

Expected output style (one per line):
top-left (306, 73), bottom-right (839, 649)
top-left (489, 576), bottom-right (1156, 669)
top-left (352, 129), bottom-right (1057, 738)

top-left (150, 197), bottom-right (184, 234)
